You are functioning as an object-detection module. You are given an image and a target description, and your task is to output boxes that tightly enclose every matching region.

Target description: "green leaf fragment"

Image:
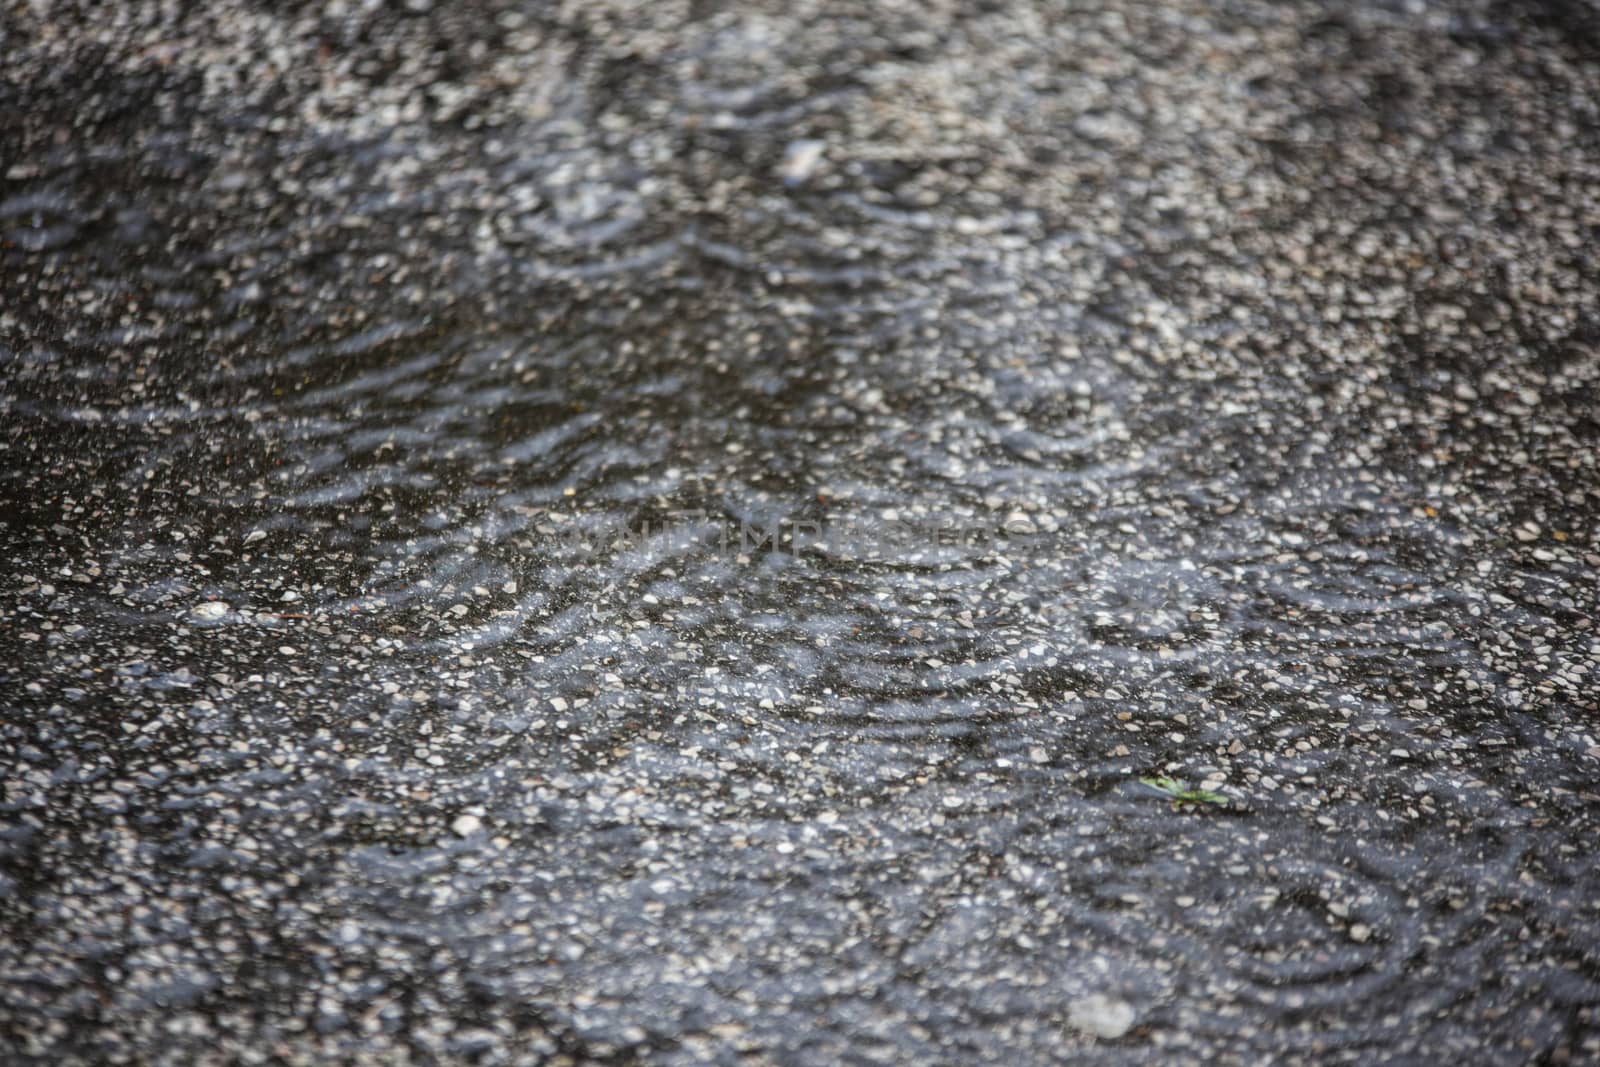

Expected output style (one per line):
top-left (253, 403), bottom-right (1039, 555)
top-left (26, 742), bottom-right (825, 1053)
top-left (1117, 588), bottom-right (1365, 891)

top-left (1139, 776), bottom-right (1228, 805)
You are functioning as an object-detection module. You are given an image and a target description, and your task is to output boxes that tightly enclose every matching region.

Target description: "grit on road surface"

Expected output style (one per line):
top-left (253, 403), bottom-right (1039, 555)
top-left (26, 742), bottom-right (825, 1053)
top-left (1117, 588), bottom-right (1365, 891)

top-left (2, 1), bottom-right (1599, 1063)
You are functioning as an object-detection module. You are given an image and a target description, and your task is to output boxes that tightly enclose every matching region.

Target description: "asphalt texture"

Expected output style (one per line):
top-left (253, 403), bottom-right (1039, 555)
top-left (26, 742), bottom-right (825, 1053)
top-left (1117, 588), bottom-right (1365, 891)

top-left (3, 1), bottom-right (1600, 1063)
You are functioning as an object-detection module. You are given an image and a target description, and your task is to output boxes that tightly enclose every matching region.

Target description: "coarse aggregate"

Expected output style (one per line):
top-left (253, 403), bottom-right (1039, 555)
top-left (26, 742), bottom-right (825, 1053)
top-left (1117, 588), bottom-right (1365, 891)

top-left (2, 1), bottom-right (1600, 1063)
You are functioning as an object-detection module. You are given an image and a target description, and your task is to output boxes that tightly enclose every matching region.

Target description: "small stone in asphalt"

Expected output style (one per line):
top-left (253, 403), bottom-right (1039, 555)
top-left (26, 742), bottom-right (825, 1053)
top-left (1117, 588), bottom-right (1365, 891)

top-left (1068, 994), bottom-right (1136, 1040)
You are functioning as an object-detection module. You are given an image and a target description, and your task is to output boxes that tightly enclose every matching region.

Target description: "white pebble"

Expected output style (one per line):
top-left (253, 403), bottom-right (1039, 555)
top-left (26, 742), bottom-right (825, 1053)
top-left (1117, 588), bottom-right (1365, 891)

top-left (1069, 994), bottom-right (1136, 1040)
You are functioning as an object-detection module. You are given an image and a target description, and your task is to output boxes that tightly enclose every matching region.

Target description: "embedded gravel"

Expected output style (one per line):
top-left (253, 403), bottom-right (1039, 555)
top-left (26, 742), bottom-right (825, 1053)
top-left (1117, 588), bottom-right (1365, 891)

top-left (2, 1), bottom-right (1600, 1064)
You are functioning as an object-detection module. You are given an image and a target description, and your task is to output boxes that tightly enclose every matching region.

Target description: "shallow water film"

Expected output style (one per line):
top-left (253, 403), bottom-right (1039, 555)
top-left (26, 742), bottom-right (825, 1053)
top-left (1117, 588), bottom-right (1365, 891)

top-left (3, 1), bottom-right (1600, 1063)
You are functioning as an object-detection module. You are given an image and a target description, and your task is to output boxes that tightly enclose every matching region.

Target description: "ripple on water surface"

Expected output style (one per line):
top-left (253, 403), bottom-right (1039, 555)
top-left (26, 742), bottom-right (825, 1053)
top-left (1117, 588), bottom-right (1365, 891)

top-left (2, 0), bottom-right (1600, 1062)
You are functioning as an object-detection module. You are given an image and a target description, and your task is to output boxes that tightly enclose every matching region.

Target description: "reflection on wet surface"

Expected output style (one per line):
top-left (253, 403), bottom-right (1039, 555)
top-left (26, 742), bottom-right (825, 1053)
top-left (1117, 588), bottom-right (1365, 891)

top-left (3, 0), bottom-right (1599, 1061)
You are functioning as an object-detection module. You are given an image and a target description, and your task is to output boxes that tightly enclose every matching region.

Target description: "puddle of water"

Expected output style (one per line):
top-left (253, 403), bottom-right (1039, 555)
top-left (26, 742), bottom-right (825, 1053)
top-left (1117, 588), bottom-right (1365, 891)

top-left (3, 1), bottom-right (1599, 1062)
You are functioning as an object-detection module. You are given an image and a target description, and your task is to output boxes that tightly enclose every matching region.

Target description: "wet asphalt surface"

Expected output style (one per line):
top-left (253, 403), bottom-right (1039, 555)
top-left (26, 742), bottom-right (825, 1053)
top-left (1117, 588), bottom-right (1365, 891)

top-left (3, 1), bottom-right (1600, 1063)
